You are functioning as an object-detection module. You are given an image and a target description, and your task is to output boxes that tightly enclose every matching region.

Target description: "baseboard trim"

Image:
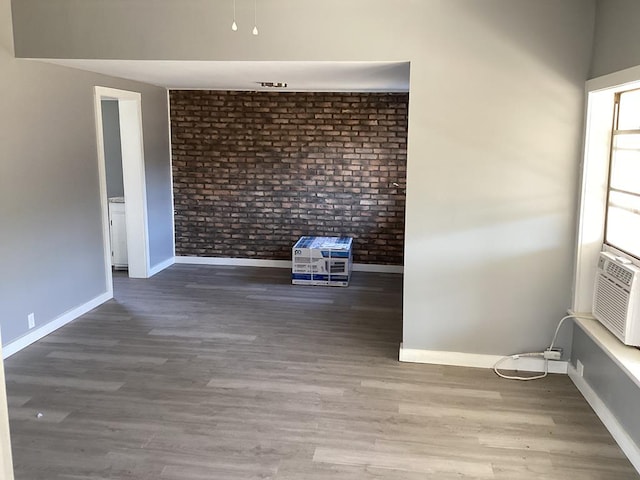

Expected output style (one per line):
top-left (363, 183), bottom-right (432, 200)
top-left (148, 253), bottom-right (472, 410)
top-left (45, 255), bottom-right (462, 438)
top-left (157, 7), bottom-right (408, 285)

top-left (352, 263), bottom-right (404, 274)
top-left (175, 256), bottom-right (291, 268)
top-left (568, 365), bottom-right (640, 474)
top-left (398, 344), bottom-right (568, 374)
top-left (148, 256), bottom-right (175, 277)
top-left (2, 292), bottom-right (112, 359)
top-left (175, 256), bottom-right (403, 274)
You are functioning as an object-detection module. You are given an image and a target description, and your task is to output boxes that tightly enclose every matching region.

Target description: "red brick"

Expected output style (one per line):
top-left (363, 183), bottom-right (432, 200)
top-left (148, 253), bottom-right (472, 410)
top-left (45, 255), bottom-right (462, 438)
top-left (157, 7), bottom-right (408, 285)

top-left (170, 91), bottom-right (408, 265)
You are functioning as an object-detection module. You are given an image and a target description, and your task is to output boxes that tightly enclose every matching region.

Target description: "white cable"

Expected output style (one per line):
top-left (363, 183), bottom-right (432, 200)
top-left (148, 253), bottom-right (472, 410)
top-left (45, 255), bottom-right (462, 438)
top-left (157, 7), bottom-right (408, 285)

top-left (493, 314), bottom-right (594, 381)
top-left (549, 315), bottom-right (574, 350)
top-left (493, 352), bottom-right (548, 381)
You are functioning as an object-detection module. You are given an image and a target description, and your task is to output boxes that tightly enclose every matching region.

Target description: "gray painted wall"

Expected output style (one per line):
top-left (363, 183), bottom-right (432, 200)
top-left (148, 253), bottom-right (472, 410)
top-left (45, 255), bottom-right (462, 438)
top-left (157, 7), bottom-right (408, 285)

top-left (590, 0), bottom-right (640, 78)
top-left (576, 0), bottom-right (640, 456)
top-left (141, 89), bottom-right (175, 268)
top-left (9, 0), bottom-right (596, 358)
top-left (0, 0), bottom-right (173, 345)
top-left (101, 99), bottom-right (124, 198)
top-left (571, 327), bottom-right (640, 447)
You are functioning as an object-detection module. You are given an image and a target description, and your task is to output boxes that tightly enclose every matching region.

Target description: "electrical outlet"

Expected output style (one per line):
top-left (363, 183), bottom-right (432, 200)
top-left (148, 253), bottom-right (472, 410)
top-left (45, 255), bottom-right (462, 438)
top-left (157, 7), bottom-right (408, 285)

top-left (27, 313), bottom-right (35, 329)
top-left (577, 359), bottom-right (585, 377)
top-left (543, 347), bottom-right (563, 360)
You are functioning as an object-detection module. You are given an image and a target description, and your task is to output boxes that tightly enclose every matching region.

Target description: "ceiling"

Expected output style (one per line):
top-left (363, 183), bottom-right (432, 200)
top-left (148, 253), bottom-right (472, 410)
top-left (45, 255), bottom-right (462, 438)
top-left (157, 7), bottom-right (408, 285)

top-left (38, 60), bottom-right (410, 92)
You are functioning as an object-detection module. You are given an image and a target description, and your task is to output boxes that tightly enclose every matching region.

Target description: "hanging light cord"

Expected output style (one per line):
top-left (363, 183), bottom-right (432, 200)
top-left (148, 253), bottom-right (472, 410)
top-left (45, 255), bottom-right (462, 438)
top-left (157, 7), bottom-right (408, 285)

top-left (253, 0), bottom-right (259, 35)
top-left (231, 0), bottom-right (238, 31)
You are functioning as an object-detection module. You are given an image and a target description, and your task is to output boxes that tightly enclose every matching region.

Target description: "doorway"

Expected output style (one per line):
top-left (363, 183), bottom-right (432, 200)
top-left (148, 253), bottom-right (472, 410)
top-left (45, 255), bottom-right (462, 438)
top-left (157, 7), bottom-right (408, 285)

top-left (93, 87), bottom-right (151, 288)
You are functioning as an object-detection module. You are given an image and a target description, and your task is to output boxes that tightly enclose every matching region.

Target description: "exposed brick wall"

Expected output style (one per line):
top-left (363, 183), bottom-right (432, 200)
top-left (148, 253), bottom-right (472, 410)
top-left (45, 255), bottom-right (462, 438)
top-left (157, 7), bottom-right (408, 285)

top-left (170, 91), bottom-right (407, 265)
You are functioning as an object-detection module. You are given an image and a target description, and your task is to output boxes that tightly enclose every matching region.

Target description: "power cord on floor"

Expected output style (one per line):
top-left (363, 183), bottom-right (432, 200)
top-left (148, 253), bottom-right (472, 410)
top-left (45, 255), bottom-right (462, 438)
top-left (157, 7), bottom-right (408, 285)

top-left (493, 313), bottom-right (594, 381)
top-left (493, 352), bottom-right (548, 381)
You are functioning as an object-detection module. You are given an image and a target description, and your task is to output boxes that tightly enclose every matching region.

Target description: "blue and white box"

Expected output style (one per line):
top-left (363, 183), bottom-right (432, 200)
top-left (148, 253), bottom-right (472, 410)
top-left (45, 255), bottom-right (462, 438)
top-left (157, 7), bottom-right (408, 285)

top-left (292, 236), bottom-right (353, 286)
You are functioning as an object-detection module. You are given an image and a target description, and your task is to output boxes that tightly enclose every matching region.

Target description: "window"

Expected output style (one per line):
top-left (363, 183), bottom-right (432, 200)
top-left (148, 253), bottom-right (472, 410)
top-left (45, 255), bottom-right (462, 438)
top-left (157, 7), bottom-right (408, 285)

top-left (605, 88), bottom-right (640, 259)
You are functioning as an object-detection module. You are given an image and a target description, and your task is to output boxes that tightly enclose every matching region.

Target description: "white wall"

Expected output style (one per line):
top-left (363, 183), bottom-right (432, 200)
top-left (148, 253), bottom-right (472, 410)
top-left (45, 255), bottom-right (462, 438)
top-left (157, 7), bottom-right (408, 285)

top-left (9, 0), bottom-right (596, 358)
top-left (401, 3), bottom-right (595, 356)
top-left (0, 0), bottom-right (173, 346)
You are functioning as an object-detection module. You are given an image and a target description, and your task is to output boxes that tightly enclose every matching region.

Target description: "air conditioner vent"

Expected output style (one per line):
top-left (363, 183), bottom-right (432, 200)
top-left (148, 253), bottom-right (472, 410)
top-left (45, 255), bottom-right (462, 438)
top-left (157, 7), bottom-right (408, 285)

top-left (605, 262), bottom-right (634, 286)
top-left (594, 275), bottom-right (628, 339)
top-left (592, 251), bottom-right (640, 346)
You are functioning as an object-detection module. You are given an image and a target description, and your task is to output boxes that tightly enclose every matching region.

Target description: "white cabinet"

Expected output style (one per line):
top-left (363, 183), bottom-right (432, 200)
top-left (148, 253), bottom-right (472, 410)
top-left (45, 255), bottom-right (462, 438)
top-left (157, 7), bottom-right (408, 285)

top-left (108, 198), bottom-right (128, 269)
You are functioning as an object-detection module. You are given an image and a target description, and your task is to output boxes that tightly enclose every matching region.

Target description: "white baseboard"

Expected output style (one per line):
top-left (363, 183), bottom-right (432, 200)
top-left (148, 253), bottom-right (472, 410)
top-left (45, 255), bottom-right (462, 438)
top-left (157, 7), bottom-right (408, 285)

top-left (148, 256), bottom-right (175, 277)
top-left (398, 344), bottom-right (568, 374)
top-left (175, 256), bottom-right (291, 268)
top-left (568, 365), bottom-right (640, 474)
top-left (175, 256), bottom-right (403, 274)
top-left (352, 263), bottom-right (403, 274)
top-left (2, 292), bottom-right (112, 359)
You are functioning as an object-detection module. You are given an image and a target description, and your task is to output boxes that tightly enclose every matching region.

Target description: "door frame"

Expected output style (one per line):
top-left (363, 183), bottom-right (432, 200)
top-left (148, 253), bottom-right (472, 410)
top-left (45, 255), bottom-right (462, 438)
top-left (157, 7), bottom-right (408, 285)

top-left (93, 86), bottom-right (151, 287)
top-left (0, 334), bottom-right (14, 480)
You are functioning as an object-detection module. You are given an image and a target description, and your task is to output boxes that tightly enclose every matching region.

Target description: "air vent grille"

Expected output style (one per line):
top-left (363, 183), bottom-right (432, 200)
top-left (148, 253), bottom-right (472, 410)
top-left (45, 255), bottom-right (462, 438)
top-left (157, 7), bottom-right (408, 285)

top-left (594, 274), bottom-right (628, 340)
top-left (605, 262), bottom-right (634, 286)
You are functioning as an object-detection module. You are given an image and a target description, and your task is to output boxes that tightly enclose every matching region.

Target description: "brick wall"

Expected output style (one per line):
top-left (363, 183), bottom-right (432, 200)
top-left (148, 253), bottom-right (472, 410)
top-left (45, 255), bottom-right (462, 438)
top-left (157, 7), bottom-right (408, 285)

top-left (170, 91), bottom-right (407, 265)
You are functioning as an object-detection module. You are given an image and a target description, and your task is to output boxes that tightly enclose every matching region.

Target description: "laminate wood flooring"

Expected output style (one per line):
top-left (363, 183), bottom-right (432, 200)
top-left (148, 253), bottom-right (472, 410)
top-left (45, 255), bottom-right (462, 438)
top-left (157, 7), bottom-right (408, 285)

top-left (5, 265), bottom-right (639, 479)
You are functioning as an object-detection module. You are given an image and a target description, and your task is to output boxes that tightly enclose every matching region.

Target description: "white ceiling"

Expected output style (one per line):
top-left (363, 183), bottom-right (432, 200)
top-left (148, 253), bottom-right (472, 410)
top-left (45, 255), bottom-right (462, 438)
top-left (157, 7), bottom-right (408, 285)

top-left (38, 60), bottom-right (410, 92)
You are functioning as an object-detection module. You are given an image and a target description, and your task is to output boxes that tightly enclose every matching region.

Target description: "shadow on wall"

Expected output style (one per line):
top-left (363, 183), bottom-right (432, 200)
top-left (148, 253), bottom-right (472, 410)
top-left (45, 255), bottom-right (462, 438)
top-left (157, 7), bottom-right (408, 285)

top-left (408, 0), bottom-right (594, 240)
top-left (454, 0), bottom-right (594, 84)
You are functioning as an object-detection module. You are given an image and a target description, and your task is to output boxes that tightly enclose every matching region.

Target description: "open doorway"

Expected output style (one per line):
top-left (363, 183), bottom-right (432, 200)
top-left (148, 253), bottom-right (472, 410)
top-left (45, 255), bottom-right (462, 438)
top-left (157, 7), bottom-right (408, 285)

top-left (93, 87), bottom-right (151, 287)
top-left (100, 99), bottom-right (128, 271)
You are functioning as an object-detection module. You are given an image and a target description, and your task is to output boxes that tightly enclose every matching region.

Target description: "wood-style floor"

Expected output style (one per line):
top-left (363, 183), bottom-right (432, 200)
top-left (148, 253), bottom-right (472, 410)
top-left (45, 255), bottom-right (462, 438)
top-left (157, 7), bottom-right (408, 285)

top-left (5, 265), bottom-right (638, 479)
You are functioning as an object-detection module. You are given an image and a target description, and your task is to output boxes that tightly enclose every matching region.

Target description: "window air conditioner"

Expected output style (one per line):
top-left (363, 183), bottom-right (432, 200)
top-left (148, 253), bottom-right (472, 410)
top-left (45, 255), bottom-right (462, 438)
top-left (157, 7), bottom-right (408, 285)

top-left (593, 251), bottom-right (640, 346)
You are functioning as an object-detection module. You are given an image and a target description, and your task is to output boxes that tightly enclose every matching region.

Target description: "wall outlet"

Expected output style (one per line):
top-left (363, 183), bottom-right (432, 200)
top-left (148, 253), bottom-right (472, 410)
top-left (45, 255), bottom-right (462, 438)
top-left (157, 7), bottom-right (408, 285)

top-left (544, 347), bottom-right (563, 360)
top-left (27, 312), bottom-right (35, 329)
top-left (577, 359), bottom-right (585, 377)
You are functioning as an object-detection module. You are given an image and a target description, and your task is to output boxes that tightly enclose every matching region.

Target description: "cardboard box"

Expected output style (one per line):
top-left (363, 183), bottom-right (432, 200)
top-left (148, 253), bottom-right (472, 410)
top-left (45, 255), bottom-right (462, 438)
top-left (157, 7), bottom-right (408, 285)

top-left (292, 236), bottom-right (353, 286)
